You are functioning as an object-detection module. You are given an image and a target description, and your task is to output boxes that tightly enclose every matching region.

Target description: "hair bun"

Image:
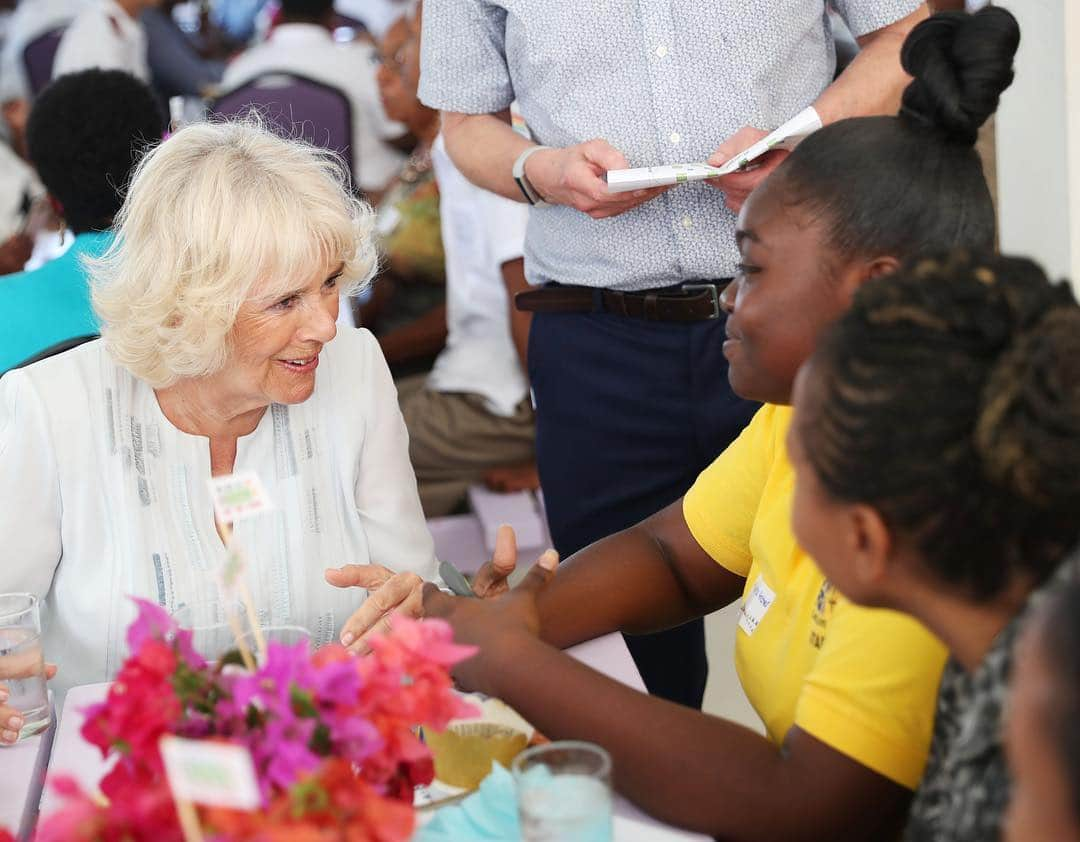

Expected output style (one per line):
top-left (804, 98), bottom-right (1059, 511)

top-left (899, 7), bottom-right (1020, 145)
top-left (975, 287), bottom-right (1080, 508)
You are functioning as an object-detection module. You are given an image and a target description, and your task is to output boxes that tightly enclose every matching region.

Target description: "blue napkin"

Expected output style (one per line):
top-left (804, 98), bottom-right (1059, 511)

top-left (415, 763), bottom-right (520, 841)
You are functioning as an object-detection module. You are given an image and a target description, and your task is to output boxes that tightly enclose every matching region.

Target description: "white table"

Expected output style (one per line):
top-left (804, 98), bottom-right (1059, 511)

top-left (29, 635), bottom-right (707, 841)
top-left (1, 700), bottom-right (54, 842)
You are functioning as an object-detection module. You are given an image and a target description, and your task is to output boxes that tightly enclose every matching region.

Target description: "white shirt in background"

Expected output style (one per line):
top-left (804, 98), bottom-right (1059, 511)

top-left (0, 0), bottom-right (88, 104)
top-left (334, 0), bottom-right (413, 41)
top-left (221, 23), bottom-right (405, 193)
top-left (427, 134), bottom-right (529, 418)
top-left (0, 328), bottom-right (438, 696)
top-left (52, 0), bottom-right (149, 82)
top-left (0, 140), bottom-right (43, 244)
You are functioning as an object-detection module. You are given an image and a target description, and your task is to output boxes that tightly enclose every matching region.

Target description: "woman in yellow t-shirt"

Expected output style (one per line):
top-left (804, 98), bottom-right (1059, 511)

top-left (788, 252), bottom-right (1080, 841)
top-left (396, 9), bottom-right (1017, 840)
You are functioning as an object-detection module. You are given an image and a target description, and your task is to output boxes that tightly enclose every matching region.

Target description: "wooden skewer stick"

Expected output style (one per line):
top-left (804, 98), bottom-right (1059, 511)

top-left (175, 799), bottom-right (205, 842)
top-left (215, 519), bottom-right (263, 668)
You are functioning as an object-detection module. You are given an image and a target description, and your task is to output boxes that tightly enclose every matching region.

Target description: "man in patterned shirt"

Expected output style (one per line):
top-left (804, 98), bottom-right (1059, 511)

top-left (418, 0), bottom-right (929, 709)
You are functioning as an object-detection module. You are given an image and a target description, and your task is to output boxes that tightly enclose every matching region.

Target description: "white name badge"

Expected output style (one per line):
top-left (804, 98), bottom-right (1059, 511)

top-left (160, 736), bottom-right (260, 810)
top-left (738, 575), bottom-right (776, 637)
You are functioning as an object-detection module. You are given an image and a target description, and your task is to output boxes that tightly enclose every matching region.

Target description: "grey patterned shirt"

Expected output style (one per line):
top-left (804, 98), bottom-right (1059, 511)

top-left (904, 561), bottom-right (1076, 842)
top-left (419, 0), bottom-right (922, 290)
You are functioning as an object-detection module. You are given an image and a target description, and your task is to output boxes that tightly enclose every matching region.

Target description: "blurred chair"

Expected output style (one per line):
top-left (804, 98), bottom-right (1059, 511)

top-left (23, 27), bottom-right (66, 96)
top-left (210, 72), bottom-right (354, 179)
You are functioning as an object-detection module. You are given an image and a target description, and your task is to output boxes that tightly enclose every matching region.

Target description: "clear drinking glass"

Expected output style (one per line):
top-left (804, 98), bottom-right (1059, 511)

top-left (0, 593), bottom-right (50, 742)
top-left (171, 599), bottom-right (244, 663)
top-left (513, 741), bottom-right (613, 842)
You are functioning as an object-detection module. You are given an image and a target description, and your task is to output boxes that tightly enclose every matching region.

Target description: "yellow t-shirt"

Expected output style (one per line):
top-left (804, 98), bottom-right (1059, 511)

top-left (683, 404), bottom-right (947, 790)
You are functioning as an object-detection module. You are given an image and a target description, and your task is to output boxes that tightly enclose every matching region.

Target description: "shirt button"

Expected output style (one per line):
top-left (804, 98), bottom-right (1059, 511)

top-left (669, 132), bottom-right (681, 144)
top-left (681, 215), bottom-right (693, 229)
top-left (655, 44), bottom-right (667, 58)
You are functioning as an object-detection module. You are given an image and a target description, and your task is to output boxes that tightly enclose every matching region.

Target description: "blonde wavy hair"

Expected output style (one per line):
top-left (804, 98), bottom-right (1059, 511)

top-left (89, 120), bottom-right (377, 387)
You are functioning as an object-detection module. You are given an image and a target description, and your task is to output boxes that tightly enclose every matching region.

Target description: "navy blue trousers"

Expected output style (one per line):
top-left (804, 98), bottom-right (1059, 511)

top-left (528, 300), bottom-right (759, 709)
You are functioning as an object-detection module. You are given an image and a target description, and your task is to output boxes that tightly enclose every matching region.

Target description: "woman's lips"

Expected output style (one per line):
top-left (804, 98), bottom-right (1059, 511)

top-left (276, 355), bottom-right (320, 374)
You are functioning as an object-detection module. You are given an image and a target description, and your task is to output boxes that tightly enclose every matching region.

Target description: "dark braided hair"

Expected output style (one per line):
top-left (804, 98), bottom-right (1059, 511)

top-left (798, 252), bottom-right (1080, 600)
top-left (773, 7), bottom-right (1019, 262)
top-left (1033, 577), bottom-right (1080, 824)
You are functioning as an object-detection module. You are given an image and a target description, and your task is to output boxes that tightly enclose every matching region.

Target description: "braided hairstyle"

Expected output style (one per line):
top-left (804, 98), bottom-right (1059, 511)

top-left (773, 7), bottom-right (1019, 262)
top-left (798, 252), bottom-right (1080, 600)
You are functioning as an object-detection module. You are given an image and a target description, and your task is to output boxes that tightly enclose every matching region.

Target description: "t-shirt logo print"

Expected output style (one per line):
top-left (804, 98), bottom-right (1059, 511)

top-left (809, 581), bottom-right (838, 649)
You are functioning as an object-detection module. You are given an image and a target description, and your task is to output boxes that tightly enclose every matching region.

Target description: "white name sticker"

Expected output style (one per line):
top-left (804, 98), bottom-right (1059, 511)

top-left (160, 736), bottom-right (261, 809)
top-left (207, 471), bottom-right (273, 524)
top-left (738, 575), bottom-right (776, 637)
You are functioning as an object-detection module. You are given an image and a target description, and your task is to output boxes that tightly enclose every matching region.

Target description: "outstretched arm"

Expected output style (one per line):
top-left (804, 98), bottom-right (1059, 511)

top-left (423, 566), bottom-right (912, 840)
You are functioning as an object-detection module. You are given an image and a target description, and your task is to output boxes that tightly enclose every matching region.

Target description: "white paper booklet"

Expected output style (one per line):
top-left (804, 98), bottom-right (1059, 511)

top-left (605, 106), bottom-right (823, 194)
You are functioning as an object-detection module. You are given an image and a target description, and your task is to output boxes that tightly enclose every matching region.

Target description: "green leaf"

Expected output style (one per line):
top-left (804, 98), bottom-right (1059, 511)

top-left (290, 685), bottom-right (319, 719)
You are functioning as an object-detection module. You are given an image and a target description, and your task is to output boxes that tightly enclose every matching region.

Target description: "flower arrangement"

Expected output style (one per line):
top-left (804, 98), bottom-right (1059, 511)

top-left (31, 599), bottom-right (478, 841)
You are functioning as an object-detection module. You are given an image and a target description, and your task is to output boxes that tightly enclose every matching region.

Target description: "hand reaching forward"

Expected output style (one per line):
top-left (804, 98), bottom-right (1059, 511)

top-left (422, 549), bottom-right (560, 693)
top-left (325, 525), bottom-right (526, 654)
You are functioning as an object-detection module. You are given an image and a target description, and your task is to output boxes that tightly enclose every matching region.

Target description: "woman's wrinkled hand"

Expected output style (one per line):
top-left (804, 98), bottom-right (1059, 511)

top-left (323, 525), bottom-right (526, 653)
top-left (325, 564), bottom-right (423, 654)
top-left (0, 662), bottom-right (57, 745)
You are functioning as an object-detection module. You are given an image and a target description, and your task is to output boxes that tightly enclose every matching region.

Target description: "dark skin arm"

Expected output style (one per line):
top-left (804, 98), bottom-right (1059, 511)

top-left (423, 564), bottom-right (913, 841)
top-left (535, 498), bottom-right (746, 648)
top-left (501, 256), bottom-right (531, 370)
top-left (376, 302), bottom-right (448, 366)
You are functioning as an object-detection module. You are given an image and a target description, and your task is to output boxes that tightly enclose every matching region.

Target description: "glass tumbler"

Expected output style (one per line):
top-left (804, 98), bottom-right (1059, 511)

top-left (513, 740), bottom-right (613, 842)
top-left (0, 593), bottom-right (50, 742)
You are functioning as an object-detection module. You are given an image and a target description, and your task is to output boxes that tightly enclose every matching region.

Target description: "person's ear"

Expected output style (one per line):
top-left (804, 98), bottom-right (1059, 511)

top-left (864, 255), bottom-right (901, 281)
top-left (836, 255), bottom-right (901, 298)
top-left (848, 503), bottom-right (893, 588)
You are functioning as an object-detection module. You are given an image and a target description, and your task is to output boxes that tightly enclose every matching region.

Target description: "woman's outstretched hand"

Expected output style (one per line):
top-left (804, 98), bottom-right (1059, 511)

top-left (326, 525), bottom-right (526, 654)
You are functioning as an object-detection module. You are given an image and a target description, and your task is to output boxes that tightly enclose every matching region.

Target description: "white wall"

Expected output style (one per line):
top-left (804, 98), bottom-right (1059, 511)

top-left (994, 0), bottom-right (1080, 287)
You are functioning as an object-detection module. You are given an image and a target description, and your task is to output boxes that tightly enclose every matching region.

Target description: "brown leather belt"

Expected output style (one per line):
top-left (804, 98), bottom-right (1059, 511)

top-left (515, 281), bottom-right (729, 323)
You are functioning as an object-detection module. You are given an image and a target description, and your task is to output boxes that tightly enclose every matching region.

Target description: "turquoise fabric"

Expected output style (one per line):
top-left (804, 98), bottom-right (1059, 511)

top-left (415, 762), bottom-right (520, 842)
top-left (0, 231), bottom-right (109, 372)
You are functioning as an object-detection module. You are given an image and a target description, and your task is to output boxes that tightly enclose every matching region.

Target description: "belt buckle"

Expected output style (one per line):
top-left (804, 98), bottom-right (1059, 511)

top-left (682, 284), bottom-right (721, 320)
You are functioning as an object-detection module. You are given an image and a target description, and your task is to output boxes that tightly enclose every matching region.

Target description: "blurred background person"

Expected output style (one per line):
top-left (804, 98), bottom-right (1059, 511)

top-left (0, 0), bottom-right (87, 129)
top-left (0, 136), bottom-right (39, 275)
top-left (334, 0), bottom-right (409, 41)
top-left (0, 69), bottom-right (163, 371)
top-left (52, 0), bottom-right (158, 81)
top-left (355, 10), bottom-right (444, 375)
top-left (220, 0), bottom-right (407, 199)
top-left (143, 0), bottom-right (224, 99)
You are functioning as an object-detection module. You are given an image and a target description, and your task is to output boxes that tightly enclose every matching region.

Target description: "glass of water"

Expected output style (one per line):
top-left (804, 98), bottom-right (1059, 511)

top-left (171, 599), bottom-right (245, 663)
top-left (0, 593), bottom-right (50, 743)
top-left (513, 740), bottom-right (613, 842)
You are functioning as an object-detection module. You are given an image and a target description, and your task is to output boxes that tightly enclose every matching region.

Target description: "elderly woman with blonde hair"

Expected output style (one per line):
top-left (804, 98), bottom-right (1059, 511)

top-left (0, 121), bottom-right (443, 713)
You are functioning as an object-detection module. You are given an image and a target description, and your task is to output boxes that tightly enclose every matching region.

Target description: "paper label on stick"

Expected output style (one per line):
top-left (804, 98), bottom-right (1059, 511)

top-left (208, 471), bottom-right (273, 524)
top-left (160, 736), bottom-right (261, 809)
